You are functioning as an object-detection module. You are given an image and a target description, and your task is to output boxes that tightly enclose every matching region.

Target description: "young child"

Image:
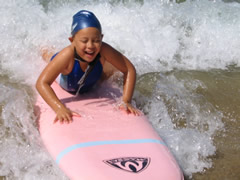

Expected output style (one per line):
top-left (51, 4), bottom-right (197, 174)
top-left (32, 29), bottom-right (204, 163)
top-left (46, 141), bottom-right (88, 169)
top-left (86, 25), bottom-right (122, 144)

top-left (36, 10), bottom-right (141, 124)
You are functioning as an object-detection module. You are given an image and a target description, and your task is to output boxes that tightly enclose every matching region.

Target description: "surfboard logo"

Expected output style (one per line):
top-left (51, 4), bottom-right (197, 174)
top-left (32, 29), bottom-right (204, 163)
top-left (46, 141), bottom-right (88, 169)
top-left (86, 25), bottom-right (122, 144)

top-left (103, 157), bottom-right (151, 173)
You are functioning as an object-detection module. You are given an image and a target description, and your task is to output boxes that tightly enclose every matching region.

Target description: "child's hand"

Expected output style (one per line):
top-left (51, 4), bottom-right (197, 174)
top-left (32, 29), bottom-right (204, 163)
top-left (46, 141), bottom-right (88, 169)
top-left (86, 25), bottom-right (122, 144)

top-left (54, 106), bottom-right (81, 124)
top-left (119, 102), bottom-right (143, 116)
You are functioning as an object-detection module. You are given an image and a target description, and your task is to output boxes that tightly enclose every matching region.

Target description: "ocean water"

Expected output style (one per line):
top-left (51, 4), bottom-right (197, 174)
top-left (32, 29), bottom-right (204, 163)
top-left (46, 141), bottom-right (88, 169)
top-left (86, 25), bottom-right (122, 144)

top-left (0, 0), bottom-right (240, 179)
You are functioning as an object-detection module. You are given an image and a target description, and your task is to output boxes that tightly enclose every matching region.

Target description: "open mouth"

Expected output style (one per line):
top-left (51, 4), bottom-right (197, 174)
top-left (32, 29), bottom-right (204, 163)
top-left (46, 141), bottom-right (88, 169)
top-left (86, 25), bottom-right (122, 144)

top-left (85, 51), bottom-right (95, 56)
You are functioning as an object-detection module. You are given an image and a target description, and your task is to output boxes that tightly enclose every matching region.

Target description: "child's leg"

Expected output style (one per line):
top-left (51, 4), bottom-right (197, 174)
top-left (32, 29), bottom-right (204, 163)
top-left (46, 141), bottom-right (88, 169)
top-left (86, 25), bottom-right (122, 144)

top-left (40, 48), bottom-right (55, 63)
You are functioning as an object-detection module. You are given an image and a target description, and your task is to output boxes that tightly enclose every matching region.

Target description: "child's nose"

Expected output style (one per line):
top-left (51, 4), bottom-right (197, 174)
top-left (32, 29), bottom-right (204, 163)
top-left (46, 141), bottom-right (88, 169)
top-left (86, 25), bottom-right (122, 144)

top-left (87, 41), bottom-right (94, 48)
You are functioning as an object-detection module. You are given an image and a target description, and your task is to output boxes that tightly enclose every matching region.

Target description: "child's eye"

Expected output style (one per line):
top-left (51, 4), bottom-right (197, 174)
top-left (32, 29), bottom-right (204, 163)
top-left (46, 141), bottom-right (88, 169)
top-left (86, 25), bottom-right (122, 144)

top-left (94, 39), bottom-right (101, 43)
top-left (80, 40), bottom-right (87, 43)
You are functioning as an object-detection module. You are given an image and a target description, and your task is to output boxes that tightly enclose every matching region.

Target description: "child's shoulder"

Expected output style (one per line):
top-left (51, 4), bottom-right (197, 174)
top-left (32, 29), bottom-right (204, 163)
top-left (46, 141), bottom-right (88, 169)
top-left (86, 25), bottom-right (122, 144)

top-left (101, 42), bottom-right (111, 49)
top-left (51, 46), bottom-right (74, 62)
top-left (100, 42), bottom-right (116, 55)
top-left (59, 45), bottom-right (74, 57)
top-left (41, 45), bottom-right (73, 63)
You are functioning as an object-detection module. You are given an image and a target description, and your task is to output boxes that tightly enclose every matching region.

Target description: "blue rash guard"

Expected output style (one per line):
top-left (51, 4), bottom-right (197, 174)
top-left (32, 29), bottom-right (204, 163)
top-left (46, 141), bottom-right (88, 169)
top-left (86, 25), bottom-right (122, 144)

top-left (51, 53), bottom-right (103, 94)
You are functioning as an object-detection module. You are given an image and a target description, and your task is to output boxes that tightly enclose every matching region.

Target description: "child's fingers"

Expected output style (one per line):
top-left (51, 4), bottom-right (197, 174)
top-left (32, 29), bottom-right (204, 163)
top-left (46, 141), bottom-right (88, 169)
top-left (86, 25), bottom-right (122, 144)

top-left (71, 111), bottom-right (81, 117)
top-left (54, 117), bottom-right (59, 123)
top-left (127, 106), bottom-right (142, 116)
top-left (53, 112), bottom-right (75, 124)
top-left (118, 102), bottom-right (143, 116)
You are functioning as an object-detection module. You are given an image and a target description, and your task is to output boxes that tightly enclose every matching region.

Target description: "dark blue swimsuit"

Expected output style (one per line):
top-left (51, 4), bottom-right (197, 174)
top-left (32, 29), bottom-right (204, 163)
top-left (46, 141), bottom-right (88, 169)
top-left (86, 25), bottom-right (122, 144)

top-left (51, 53), bottom-right (103, 94)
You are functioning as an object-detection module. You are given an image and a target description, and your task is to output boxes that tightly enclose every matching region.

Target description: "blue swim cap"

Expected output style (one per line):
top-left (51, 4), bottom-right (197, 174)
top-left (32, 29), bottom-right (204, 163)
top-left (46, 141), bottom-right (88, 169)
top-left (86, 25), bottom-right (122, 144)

top-left (71, 10), bottom-right (102, 36)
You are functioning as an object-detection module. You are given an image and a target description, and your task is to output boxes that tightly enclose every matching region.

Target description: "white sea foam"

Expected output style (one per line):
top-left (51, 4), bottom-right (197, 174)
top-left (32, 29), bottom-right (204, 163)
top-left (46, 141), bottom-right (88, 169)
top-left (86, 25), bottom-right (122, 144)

top-left (1, 0), bottom-right (240, 83)
top-left (0, 83), bottom-right (68, 179)
top-left (142, 74), bottom-right (224, 176)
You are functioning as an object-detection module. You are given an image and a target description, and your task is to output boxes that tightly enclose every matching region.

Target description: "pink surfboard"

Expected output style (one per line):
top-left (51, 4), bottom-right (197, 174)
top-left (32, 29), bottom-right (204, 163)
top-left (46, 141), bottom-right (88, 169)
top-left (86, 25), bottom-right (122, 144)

top-left (35, 82), bottom-right (183, 180)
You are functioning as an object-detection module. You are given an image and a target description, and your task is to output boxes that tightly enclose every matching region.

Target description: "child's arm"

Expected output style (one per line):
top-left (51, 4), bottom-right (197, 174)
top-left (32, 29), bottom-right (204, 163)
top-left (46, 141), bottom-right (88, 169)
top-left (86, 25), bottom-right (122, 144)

top-left (101, 42), bottom-right (141, 115)
top-left (36, 47), bottom-right (79, 123)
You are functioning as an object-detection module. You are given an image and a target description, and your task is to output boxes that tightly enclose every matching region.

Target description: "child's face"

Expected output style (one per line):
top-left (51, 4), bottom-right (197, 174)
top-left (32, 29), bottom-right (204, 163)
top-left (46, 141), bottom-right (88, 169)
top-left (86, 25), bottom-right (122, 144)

top-left (73, 27), bottom-right (103, 62)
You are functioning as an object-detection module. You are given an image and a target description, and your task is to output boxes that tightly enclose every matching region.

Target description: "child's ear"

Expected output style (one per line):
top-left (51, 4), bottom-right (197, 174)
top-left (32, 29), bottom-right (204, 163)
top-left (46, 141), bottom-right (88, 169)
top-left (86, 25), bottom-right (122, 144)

top-left (68, 37), bottom-right (73, 42)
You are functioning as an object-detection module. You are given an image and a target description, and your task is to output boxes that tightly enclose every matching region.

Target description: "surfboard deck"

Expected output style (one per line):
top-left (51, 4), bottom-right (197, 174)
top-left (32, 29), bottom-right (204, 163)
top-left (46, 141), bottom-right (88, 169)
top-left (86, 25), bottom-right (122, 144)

top-left (35, 82), bottom-right (183, 180)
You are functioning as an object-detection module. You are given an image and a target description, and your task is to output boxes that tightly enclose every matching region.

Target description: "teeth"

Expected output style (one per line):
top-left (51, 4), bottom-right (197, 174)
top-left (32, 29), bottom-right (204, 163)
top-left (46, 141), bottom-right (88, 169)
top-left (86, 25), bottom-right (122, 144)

top-left (86, 51), bottom-right (94, 55)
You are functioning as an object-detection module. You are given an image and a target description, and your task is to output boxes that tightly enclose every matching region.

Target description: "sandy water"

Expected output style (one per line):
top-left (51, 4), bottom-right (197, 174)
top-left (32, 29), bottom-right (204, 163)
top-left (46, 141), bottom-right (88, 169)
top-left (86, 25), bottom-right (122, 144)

top-left (0, 0), bottom-right (240, 179)
top-left (135, 69), bottom-right (240, 179)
